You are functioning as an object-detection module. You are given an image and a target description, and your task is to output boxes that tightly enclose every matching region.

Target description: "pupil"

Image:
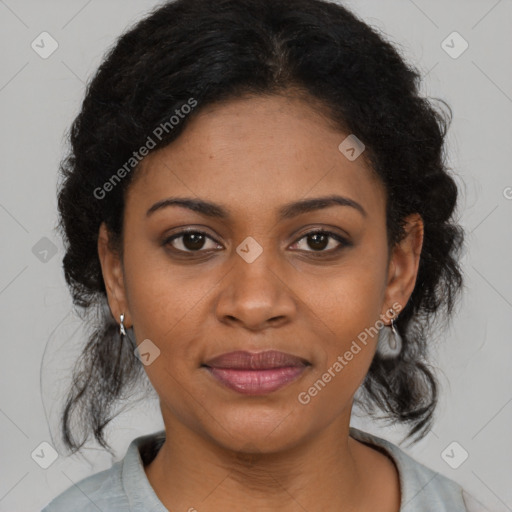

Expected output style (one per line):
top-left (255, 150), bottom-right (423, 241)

top-left (308, 233), bottom-right (328, 251)
top-left (183, 233), bottom-right (205, 250)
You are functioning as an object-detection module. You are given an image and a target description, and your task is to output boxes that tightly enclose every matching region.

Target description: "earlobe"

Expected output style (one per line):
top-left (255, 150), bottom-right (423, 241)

top-left (97, 222), bottom-right (131, 327)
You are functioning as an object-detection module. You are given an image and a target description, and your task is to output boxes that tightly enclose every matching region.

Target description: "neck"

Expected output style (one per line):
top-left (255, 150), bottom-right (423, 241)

top-left (144, 414), bottom-right (378, 512)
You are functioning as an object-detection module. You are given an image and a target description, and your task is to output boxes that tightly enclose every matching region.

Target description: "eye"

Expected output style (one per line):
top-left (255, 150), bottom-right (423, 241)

top-left (163, 230), bottom-right (221, 253)
top-left (163, 228), bottom-right (350, 256)
top-left (290, 229), bottom-right (350, 254)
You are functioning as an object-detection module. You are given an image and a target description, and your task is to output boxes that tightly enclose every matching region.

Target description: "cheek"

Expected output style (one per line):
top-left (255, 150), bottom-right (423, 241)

top-left (296, 278), bottom-right (384, 420)
top-left (302, 248), bottom-right (388, 391)
top-left (314, 255), bottom-right (387, 343)
top-left (123, 238), bottom-right (204, 336)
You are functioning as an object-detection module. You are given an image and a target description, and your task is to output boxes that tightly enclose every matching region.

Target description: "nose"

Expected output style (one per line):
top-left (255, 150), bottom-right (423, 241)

top-left (214, 250), bottom-right (297, 331)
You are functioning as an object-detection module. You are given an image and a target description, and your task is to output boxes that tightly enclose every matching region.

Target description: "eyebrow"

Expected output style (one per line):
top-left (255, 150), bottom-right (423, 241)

top-left (146, 194), bottom-right (367, 220)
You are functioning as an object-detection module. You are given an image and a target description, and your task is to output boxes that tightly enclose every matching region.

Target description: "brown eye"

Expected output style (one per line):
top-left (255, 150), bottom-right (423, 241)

top-left (164, 231), bottom-right (221, 253)
top-left (291, 230), bottom-right (350, 254)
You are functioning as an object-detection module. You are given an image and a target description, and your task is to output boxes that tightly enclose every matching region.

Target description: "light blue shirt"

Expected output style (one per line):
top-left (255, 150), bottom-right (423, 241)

top-left (41, 427), bottom-right (485, 511)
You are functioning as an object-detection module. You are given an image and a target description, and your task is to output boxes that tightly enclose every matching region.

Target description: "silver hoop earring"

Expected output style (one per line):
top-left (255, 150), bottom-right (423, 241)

top-left (119, 313), bottom-right (126, 337)
top-left (376, 311), bottom-right (403, 359)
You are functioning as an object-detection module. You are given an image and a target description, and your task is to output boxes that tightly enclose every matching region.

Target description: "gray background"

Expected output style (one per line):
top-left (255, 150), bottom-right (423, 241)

top-left (0, 0), bottom-right (511, 510)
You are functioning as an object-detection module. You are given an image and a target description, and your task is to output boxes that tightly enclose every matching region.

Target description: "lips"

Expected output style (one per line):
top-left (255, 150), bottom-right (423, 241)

top-left (202, 350), bottom-right (310, 395)
top-left (204, 350), bottom-right (309, 370)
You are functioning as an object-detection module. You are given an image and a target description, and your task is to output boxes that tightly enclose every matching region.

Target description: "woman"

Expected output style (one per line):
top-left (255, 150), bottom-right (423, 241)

top-left (42, 0), bottom-right (482, 510)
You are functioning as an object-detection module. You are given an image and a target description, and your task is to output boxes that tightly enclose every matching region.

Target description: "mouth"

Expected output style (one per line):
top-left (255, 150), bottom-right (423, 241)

top-left (202, 350), bottom-right (311, 395)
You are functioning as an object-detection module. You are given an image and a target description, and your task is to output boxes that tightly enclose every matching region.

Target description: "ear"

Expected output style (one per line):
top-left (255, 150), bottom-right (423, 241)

top-left (381, 213), bottom-right (424, 321)
top-left (97, 222), bottom-right (132, 328)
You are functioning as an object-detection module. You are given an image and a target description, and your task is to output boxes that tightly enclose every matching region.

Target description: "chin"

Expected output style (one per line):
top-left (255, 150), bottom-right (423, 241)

top-left (202, 403), bottom-right (308, 454)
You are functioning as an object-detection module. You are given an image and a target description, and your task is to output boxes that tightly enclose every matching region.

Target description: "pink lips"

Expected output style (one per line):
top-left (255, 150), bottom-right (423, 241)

top-left (203, 350), bottom-right (310, 395)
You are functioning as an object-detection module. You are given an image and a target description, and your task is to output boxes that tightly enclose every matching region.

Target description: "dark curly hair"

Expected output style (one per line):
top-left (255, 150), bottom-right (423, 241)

top-left (55, 0), bottom-right (465, 455)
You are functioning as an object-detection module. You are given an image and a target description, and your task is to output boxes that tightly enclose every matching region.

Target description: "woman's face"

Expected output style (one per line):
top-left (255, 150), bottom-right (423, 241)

top-left (99, 93), bottom-right (422, 453)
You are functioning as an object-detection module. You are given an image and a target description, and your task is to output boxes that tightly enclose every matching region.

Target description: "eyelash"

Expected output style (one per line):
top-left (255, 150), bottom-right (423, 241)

top-left (162, 228), bottom-right (350, 257)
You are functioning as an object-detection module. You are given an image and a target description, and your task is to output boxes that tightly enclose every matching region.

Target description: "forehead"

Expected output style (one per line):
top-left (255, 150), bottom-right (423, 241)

top-left (126, 94), bottom-right (386, 222)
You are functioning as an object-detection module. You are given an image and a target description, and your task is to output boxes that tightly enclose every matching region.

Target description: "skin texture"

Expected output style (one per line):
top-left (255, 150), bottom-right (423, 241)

top-left (98, 93), bottom-right (423, 511)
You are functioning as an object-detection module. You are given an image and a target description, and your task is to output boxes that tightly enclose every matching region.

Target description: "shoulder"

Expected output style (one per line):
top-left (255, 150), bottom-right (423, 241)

top-left (349, 427), bottom-right (480, 512)
top-left (41, 461), bottom-right (127, 511)
top-left (41, 431), bottom-right (167, 512)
